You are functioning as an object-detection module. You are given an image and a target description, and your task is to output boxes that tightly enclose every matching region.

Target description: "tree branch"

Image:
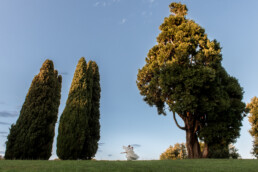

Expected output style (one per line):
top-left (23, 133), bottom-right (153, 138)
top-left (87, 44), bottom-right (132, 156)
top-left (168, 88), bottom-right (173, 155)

top-left (173, 111), bottom-right (186, 130)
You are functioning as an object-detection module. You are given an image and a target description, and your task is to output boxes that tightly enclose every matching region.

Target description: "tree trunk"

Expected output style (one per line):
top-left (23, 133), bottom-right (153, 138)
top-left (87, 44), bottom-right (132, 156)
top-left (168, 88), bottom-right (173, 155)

top-left (172, 111), bottom-right (202, 158)
top-left (186, 129), bottom-right (201, 158)
top-left (185, 117), bottom-right (201, 159)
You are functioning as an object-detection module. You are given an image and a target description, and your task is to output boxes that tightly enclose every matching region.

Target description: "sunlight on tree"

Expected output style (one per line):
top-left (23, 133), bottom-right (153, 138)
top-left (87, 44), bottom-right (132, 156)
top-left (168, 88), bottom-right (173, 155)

top-left (160, 143), bottom-right (187, 160)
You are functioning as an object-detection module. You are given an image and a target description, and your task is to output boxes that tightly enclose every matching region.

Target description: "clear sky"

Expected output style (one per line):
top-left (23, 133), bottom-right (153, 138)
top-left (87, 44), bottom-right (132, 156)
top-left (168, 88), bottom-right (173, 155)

top-left (0, 0), bottom-right (257, 160)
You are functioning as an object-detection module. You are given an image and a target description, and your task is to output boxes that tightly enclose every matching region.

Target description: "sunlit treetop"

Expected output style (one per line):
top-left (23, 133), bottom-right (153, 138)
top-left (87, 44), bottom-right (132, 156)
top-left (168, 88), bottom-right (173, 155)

top-left (138, 2), bottom-right (223, 116)
top-left (169, 2), bottom-right (188, 17)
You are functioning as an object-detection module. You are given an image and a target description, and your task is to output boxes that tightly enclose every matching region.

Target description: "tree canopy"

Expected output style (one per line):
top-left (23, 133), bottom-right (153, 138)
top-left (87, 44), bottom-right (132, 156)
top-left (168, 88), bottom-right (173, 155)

top-left (137, 2), bottom-right (245, 158)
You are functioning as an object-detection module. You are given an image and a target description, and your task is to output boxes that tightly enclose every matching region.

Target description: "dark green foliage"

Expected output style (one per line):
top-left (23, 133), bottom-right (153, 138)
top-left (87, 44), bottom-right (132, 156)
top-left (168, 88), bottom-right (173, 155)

top-left (136, 2), bottom-right (245, 158)
top-left (82, 61), bottom-right (101, 159)
top-left (199, 142), bottom-right (229, 159)
top-left (207, 144), bottom-right (241, 159)
top-left (207, 144), bottom-right (230, 159)
top-left (91, 62), bottom-right (101, 155)
top-left (199, 69), bottom-right (245, 158)
top-left (57, 57), bottom-right (90, 160)
top-left (57, 58), bottom-right (101, 160)
top-left (5, 60), bottom-right (62, 160)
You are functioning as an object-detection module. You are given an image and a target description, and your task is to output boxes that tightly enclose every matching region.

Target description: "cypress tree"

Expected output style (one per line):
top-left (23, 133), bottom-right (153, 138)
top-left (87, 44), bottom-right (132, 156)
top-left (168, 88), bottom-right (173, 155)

top-left (90, 61), bottom-right (101, 158)
top-left (57, 58), bottom-right (101, 160)
top-left (5, 60), bottom-right (62, 160)
top-left (80, 61), bottom-right (94, 160)
top-left (83, 61), bottom-right (101, 159)
top-left (57, 57), bottom-right (92, 160)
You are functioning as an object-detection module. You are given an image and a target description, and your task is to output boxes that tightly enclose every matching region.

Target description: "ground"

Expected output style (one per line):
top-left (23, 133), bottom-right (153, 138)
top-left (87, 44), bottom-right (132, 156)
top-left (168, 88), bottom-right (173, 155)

top-left (0, 159), bottom-right (257, 172)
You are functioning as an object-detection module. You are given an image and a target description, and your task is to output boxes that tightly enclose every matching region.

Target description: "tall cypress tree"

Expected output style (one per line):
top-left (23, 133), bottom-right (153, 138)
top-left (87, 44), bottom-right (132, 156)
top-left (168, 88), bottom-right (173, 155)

top-left (57, 57), bottom-right (92, 160)
top-left (83, 61), bottom-right (101, 159)
top-left (57, 58), bottom-right (101, 160)
top-left (90, 61), bottom-right (101, 159)
top-left (80, 61), bottom-right (94, 160)
top-left (5, 60), bottom-right (62, 160)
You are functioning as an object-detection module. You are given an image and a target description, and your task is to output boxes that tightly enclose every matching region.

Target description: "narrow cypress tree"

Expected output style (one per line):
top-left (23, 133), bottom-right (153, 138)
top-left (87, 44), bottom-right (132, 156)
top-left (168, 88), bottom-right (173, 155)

top-left (57, 57), bottom-right (92, 160)
top-left (5, 60), bottom-right (62, 160)
top-left (90, 61), bottom-right (101, 159)
top-left (80, 61), bottom-right (93, 160)
top-left (82, 61), bottom-right (101, 159)
top-left (57, 58), bottom-right (101, 160)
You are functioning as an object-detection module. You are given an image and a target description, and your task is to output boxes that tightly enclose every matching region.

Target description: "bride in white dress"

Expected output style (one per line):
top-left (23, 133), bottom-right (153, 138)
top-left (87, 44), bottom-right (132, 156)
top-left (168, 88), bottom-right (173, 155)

top-left (121, 145), bottom-right (139, 160)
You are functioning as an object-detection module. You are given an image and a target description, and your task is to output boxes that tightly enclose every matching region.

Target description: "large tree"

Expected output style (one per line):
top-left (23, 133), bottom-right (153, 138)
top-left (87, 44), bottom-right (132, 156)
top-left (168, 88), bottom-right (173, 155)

top-left (246, 97), bottom-right (258, 159)
top-left (137, 2), bottom-right (245, 158)
top-left (57, 58), bottom-right (101, 160)
top-left (5, 60), bottom-right (62, 160)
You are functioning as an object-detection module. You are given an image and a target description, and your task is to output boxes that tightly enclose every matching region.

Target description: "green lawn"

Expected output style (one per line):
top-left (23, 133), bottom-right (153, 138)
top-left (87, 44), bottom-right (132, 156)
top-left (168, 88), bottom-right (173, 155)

top-left (0, 159), bottom-right (257, 172)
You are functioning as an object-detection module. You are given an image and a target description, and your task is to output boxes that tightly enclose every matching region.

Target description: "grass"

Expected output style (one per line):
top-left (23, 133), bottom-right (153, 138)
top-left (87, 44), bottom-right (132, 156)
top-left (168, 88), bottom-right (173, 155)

top-left (0, 159), bottom-right (257, 172)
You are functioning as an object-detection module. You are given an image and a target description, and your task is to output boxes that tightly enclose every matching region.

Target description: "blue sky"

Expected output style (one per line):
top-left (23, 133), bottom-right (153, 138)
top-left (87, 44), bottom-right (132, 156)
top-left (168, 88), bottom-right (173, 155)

top-left (0, 0), bottom-right (257, 160)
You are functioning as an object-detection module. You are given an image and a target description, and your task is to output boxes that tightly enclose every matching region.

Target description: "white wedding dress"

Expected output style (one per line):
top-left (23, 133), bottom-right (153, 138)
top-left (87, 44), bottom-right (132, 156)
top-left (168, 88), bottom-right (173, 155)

top-left (122, 146), bottom-right (139, 160)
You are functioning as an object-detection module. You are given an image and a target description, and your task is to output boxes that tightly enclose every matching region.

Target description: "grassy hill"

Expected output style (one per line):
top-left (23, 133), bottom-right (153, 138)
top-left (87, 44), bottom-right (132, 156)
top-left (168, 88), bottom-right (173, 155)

top-left (0, 159), bottom-right (257, 172)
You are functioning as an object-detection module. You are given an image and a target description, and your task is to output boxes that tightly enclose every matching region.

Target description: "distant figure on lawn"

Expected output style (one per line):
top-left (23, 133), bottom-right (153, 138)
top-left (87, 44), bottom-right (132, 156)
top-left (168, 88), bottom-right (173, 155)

top-left (121, 145), bottom-right (139, 160)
